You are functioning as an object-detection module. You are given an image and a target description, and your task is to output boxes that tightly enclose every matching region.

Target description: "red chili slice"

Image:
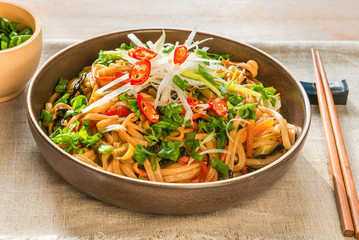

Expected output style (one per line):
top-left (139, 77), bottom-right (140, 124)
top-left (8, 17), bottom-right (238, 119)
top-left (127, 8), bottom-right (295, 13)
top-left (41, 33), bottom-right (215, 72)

top-left (137, 94), bottom-right (160, 123)
top-left (178, 156), bottom-right (191, 165)
top-left (207, 98), bottom-right (228, 116)
top-left (128, 46), bottom-right (157, 60)
top-left (129, 59), bottom-right (151, 85)
top-left (173, 45), bottom-right (189, 65)
top-left (190, 161), bottom-right (208, 183)
top-left (186, 97), bottom-right (201, 107)
top-left (103, 106), bottom-right (132, 117)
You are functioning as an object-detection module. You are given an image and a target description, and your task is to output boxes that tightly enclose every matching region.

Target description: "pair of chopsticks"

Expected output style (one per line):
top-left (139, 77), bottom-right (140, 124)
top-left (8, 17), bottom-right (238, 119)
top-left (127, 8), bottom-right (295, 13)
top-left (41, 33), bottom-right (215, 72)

top-left (311, 49), bottom-right (359, 238)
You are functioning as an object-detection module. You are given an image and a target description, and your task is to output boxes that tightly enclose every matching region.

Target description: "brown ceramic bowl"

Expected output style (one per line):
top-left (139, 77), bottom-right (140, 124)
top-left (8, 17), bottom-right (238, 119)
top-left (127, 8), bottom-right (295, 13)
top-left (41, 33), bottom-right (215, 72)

top-left (0, 1), bottom-right (42, 102)
top-left (26, 28), bottom-right (311, 214)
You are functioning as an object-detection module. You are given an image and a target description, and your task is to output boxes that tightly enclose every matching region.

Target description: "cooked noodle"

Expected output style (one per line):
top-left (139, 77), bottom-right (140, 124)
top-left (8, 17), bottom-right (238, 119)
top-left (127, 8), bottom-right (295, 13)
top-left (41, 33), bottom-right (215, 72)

top-left (40, 31), bottom-right (297, 183)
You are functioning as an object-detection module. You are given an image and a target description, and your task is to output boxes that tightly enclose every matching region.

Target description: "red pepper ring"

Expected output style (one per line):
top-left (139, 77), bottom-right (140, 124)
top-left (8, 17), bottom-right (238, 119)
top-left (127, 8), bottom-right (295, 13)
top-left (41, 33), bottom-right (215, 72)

top-left (103, 106), bottom-right (132, 117)
top-left (129, 59), bottom-right (151, 85)
top-left (128, 46), bottom-right (158, 60)
top-left (207, 98), bottom-right (228, 116)
top-left (137, 94), bottom-right (160, 123)
top-left (186, 97), bottom-right (201, 107)
top-left (173, 45), bottom-right (189, 65)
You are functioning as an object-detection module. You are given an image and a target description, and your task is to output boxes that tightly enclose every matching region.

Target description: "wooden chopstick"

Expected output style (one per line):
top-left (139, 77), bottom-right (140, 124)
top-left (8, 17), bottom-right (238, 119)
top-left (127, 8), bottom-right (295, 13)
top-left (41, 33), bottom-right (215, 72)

top-left (312, 48), bottom-right (359, 238)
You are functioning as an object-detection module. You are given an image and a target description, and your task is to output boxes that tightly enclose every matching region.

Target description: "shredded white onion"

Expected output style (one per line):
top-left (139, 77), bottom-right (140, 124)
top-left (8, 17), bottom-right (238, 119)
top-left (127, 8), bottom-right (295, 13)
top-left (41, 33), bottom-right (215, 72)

top-left (95, 73), bottom-right (129, 94)
top-left (153, 30), bottom-right (166, 52)
top-left (127, 33), bottom-right (145, 47)
top-left (81, 83), bottom-right (132, 114)
top-left (100, 124), bottom-right (126, 133)
top-left (184, 30), bottom-right (196, 47)
top-left (146, 41), bottom-right (155, 50)
top-left (199, 149), bottom-right (231, 155)
top-left (188, 38), bottom-right (213, 50)
top-left (226, 118), bottom-right (250, 142)
top-left (200, 132), bottom-right (217, 147)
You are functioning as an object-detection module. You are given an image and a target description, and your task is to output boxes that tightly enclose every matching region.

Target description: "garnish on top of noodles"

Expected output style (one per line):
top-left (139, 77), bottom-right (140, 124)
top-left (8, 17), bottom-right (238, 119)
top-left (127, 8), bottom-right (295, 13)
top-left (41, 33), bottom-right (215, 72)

top-left (40, 30), bottom-right (297, 183)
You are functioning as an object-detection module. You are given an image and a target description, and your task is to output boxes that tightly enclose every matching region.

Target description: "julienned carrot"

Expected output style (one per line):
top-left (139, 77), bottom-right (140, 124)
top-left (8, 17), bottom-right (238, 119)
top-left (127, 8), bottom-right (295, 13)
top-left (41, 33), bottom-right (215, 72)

top-left (192, 113), bottom-right (203, 120)
top-left (220, 146), bottom-right (229, 162)
top-left (253, 119), bottom-right (274, 136)
top-left (246, 119), bottom-right (255, 158)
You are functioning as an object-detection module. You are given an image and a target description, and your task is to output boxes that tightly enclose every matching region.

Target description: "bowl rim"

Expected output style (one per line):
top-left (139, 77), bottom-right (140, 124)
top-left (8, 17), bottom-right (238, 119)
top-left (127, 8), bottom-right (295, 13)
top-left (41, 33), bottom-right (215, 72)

top-left (0, 0), bottom-right (42, 53)
top-left (26, 27), bottom-right (311, 189)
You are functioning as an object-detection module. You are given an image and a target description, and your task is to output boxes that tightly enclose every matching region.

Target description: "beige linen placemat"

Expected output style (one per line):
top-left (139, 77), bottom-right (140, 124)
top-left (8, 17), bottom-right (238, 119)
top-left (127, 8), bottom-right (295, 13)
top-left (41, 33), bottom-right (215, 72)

top-left (0, 40), bottom-right (358, 239)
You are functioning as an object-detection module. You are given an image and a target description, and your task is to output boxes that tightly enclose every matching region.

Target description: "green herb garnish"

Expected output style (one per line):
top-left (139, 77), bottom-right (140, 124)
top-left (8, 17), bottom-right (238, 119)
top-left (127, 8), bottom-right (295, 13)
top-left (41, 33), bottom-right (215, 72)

top-left (54, 78), bottom-right (69, 93)
top-left (41, 109), bottom-right (53, 123)
top-left (0, 17), bottom-right (33, 50)
top-left (98, 144), bottom-right (113, 154)
top-left (133, 144), bottom-right (157, 165)
top-left (70, 95), bottom-right (88, 114)
top-left (172, 75), bottom-right (189, 91)
top-left (50, 121), bottom-right (102, 154)
top-left (212, 157), bottom-right (230, 176)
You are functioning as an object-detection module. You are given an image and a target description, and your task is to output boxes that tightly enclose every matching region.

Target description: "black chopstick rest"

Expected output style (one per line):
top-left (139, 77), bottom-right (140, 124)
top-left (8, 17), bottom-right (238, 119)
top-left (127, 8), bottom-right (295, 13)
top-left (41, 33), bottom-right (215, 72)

top-left (300, 79), bottom-right (349, 105)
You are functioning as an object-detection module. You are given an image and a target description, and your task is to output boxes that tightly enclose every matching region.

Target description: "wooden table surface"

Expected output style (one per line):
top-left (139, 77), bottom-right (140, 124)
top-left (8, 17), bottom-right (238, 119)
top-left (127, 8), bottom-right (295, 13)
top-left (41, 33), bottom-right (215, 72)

top-left (14, 0), bottom-right (359, 41)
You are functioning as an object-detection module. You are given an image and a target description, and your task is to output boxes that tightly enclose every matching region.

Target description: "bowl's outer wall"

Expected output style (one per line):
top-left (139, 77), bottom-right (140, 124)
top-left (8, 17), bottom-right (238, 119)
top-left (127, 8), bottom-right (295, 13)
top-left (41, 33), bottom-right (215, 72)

top-left (0, 2), bottom-right (42, 101)
top-left (28, 29), bottom-right (309, 214)
top-left (29, 117), bottom-right (306, 214)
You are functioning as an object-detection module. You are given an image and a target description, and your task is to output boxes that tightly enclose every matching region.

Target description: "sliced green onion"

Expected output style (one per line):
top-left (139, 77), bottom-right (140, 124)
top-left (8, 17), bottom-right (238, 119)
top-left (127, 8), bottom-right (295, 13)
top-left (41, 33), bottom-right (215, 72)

top-left (212, 157), bottom-right (230, 176)
top-left (172, 75), bottom-right (189, 91)
top-left (54, 93), bottom-right (70, 105)
top-left (54, 78), bottom-right (69, 93)
top-left (98, 144), bottom-right (113, 154)
top-left (190, 151), bottom-right (205, 161)
top-left (41, 109), bottom-right (53, 123)
top-left (200, 132), bottom-right (217, 147)
top-left (228, 84), bottom-right (261, 98)
top-left (181, 71), bottom-right (221, 96)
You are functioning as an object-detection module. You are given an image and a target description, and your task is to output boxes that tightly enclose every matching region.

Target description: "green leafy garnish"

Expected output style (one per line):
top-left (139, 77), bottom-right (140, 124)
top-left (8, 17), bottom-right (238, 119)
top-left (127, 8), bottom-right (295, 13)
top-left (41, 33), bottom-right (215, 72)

top-left (172, 75), bottom-right (189, 91)
top-left (198, 64), bottom-right (219, 87)
top-left (144, 128), bottom-right (161, 147)
top-left (50, 121), bottom-right (102, 154)
top-left (98, 144), bottom-right (113, 154)
top-left (218, 83), bottom-right (228, 96)
top-left (197, 117), bottom-right (234, 149)
top-left (212, 157), bottom-right (230, 176)
top-left (151, 102), bottom-right (184, 135)
top-left (162, 45), bottom-right (175, 53)
top-left (70, 95), bottom-right (88, 114)
top-left (0, 17), bottom-right (33, 50)
top-left (227, 93), bottom-right (243, 106)
top-left (158, 141), bottom-right (181, 162)
top-left (119, 94), bottom-right (141, 117)
top-left (195, 49), bottom-right (232, 65)
top-left (54, 78), bottom-right (69, 93)
top-left (41, 109), bottom-right (53, 123)
top-left (133, 144), bottom-right (157, 165)
top-left (54, 93), bottom-right (70, 105)
top-left (238, 103), bottom-right (258, 120)
top-left (117, 41), bottom-right (136, 50)
top-left (183, 132), bottom-right (204, 161)
top-left (163, 102), bottom-right (183, 123)
top-left (252, 82), bottom-right (277, 107)
top-left (94, 50), bottom-right (125, 66)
